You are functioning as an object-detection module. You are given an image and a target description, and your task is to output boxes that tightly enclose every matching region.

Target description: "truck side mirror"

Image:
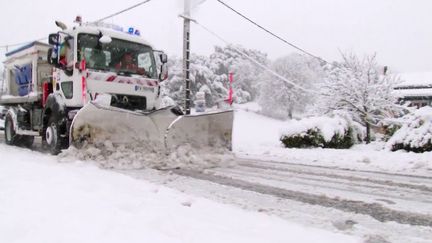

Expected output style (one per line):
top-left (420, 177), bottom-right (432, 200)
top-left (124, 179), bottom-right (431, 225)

top-left (99, 35), bottom-right (112, 44)
top-left (159, 53), bottom-right (167, 64)
top-left (159, 63), bottom-right (168, 81)
top-left (48, 33), bottom-right (59, 45)
top-left (47, 48), bottom-right (60, 67)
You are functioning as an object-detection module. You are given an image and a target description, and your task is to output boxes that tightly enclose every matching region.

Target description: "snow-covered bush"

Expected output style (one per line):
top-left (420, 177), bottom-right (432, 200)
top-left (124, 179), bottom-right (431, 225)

top-left (379, 118), bottom-right (403, 141)
top-left (386, 107), bottom-right (432, 152)
top-left (279, 116), bottom-right (355, 149)
top-left (331, 110), bottom-right (366, 143)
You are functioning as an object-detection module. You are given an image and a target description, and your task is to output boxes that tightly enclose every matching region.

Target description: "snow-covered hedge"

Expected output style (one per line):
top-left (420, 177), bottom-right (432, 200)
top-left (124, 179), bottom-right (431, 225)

top-left (280, 116), bottom-right (356, 149)
top-left (379, 118), bottom-right (403, 141)
top-left (386, 107), bottom-right (432, 152)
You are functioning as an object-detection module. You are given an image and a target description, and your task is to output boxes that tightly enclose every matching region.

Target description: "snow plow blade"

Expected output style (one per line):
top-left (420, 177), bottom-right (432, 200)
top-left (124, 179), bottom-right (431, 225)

top-left (164, 110), bottom-right (233, 151)
top-left (70, 102), bottom-right (233, 153)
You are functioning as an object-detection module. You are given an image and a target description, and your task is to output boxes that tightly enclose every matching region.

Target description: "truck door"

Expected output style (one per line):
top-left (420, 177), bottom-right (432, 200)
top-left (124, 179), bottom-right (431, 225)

top-left (53, 33), bottom-right (77, 105)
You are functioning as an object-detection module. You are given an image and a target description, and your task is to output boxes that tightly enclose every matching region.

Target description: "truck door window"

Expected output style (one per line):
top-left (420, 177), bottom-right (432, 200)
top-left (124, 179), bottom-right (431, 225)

top-left (59, 35), bottom-right (74, 76)
top-left (61, 81), bottom-right (73, 99)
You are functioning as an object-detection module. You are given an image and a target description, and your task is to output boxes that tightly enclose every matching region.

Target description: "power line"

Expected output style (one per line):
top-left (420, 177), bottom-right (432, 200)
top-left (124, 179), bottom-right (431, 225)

top-left (0, 0), bottom-right (153, 49)
top-left (93, 0), bottom-right (152, 23)
top-left (194, 20), bottom-right (320, 94)
top-left (215, 0), bottom-right (327, 64)
top-left (191, 0), bottom-right (207, 10)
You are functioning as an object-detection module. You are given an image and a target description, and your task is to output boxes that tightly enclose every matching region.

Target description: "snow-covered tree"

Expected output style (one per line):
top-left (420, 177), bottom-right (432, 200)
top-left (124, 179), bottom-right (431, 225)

top-left (162, 44), bottom-right (269, 108)
top-left (318, 53), bottom-right (401, 143)
top-left (161, 56), bottom-right (183, 105)
top-left (210, 45), bottom-right (268, 103)
top-left (258, 53), bottom-right (324, 120)
top-left (161, 53), bottom-right (228, 108)
top-left (191, 54), bottom-right (228, 107)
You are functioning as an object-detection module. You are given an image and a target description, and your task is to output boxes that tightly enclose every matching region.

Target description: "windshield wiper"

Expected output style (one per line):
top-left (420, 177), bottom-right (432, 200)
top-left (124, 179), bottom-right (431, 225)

top-left (88, 67), bottom-right (110, 72)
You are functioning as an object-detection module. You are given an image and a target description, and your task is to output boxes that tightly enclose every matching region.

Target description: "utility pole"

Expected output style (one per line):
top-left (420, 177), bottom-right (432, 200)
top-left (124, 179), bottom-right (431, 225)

top-left (182, 0), bottom-right (192, 115)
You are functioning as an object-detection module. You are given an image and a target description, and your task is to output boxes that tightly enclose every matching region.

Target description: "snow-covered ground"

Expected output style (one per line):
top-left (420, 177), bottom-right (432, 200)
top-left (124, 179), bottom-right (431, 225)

top-left (233, 103), bottom-right (432, 176)
top-left (0, 145), bottom-right (359, 243)
top-left (1, 102), bottom-right (431, 243)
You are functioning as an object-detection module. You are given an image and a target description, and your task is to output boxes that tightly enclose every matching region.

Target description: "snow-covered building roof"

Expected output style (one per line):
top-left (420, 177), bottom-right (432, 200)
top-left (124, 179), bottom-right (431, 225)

top-left (394, 88), bottom-right (432, 98)
top-left (395, 72), bottom-right (432, 88)
top-left (393, 72), bottom-right (432, 98)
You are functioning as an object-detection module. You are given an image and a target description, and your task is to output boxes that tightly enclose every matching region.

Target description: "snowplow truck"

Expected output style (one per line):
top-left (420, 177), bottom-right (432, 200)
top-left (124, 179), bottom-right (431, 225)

top-left (0, 21), bottom-right (233, 155)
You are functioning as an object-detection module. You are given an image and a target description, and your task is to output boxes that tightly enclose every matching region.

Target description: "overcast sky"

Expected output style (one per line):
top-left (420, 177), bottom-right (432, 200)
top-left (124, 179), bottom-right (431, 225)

top-left (1, 0), bottom-right (431, 72)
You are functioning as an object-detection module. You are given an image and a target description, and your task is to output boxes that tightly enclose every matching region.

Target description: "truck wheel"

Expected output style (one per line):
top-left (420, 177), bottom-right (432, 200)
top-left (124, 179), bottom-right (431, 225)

top-left (45, 115), bottom-right (67, 155)
top-left (4, 114), bottom-right (34, 148)
top-left (4, 114), bottom-right (19, 145)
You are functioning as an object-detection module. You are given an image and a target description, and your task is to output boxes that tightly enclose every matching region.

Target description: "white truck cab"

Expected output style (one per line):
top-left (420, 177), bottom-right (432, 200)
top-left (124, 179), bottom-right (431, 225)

top-left (0, 21), bottom-right (168, 154)
top-left (48, 22), bottom-right (167, 110)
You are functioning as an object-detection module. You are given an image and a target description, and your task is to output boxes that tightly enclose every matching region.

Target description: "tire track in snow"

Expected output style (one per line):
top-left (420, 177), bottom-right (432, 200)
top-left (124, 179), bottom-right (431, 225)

top-left (237, 161), bottom-right (432, 193)
top-left (172, 169), bottom-right (432, 227)
top-left (210, 166), bottom-right (432, 208)
top-left (237, 157), bottom-right (432, 180)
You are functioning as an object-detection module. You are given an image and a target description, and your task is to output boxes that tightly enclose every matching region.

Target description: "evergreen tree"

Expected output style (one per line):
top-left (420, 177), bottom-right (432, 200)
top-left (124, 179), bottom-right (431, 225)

top-left (162, 44), bottom-right (269, 107)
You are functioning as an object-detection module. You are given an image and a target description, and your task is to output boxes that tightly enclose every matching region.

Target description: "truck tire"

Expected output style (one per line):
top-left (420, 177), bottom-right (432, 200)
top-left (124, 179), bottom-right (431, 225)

top-left (4, 114), bottom-right (34, 148)
top-left (44, 115), bottom-right (68, 155)
top-left (4, 114), bottom-right (19, 146)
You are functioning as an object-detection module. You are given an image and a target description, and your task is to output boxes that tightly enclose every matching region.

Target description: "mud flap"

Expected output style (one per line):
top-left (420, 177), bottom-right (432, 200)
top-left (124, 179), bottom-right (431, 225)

top-left (70, 102), bottom-right (234, 153)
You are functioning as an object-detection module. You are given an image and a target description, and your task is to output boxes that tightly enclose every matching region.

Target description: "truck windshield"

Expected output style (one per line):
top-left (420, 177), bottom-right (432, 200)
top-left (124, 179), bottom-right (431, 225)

top-left (77, 33), bottom-right (157, 79)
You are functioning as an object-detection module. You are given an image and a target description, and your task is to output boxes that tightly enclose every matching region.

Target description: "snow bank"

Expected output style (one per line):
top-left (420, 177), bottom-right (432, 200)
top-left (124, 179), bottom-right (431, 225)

top-left (233, 107), bottom-right (432, 175)
top-left (0, 144), bottom-right (359, 243)
top-left (59, 141), bottom-right (235, 171)
top-left (386, 106), bottom-right (432, 152)
top-left (234, 102), bottom-right (262, 113)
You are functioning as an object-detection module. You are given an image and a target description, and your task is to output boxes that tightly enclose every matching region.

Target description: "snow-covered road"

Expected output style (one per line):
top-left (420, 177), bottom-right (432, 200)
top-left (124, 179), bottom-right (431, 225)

top-left (119, 157), bottom-right (432, 243)
top-left (1, 107), bottom-right (432, 242)
top-left (211, 159), bottom-right (432, 217)
top-left (3, 134), bottom-right (432, 242)
top-left (0, 144), bottom-right (360, 243)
